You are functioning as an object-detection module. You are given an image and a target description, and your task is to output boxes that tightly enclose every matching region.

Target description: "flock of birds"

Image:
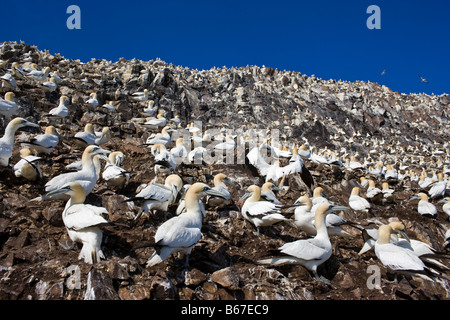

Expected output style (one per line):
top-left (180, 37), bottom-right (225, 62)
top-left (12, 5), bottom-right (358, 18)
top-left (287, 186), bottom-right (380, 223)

top-left (1, 44), bottom-right (450, 289)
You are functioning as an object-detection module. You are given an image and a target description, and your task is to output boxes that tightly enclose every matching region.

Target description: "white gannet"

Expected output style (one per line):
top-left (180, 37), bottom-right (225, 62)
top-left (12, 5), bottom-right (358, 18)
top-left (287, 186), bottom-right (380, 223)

top-left (151, 143), bottom-right (177, 172)
top-left (170, 137), bottom-right (188, 165)
top-left (47, 95), bottom-right (70, 120)
top-left (0, 92), bottom-right (19, 117)
top-left (41, 77), bottom-right (58, 92)
top-left (310, 186), bottom-right (330, 214)
top-left (258, 203), bottom-right (348, 283)
top-left (94, 127), bottom-right (112, 146)
top-left (145, 126), bottom-right (174, 147)
top-left (44, 145), bottom-right (110, 198)
top-left (294, 195), bottom-right (353, 237)
top-left (26, 66), bottom-right (50, 82)
top-left (129, 174), bottom-right (183, 222)
top-left (74, 124), bottom-right (96, 147)
top-left (374, 224), bottom-right (433, 278)
top-left (145, 182), bottom-right (227, 267)
top-left (428, 173), bottom-right (447, 199)
top-left (282, 147), bottom-right (303, 176)
top-left (131, 89), bottom-right (149, 101)
top-left (260, 182), bottom-right (281, 205)
top-left (214, 135), bottom-right (236, 152)
top-left (206, 173), bottom-right (235, 207)
top-left (1, 73), bottom-right (16, 89)
top-left (85, 92), bottom-right (99, 108)
top-left (144, 113), bottom-right (167, 129)
top-left (381, 182), bottom-right (395, 202)
top-left (438, 198), bottom-right (450, 220)
top-left (410, 193), bottom-right (437, 218)
top-left (366, 179), bottom-right (382, 200)
top-left (348, 187), bottom-right (371, 215)
top-left (239, 185), bottom-right (291, 234)
top-left (102, 151), bottom-right (130, 190)
top-left (188, 146), bottom-right (207, 164)
top-left (22, 125), bottom-right (59, 154)
top-left (33, 182), bottom-right (110, 264)
top-left (0, 117), bottom-right (40, 166)
top-left (13, 148), bottom-right (42, 181)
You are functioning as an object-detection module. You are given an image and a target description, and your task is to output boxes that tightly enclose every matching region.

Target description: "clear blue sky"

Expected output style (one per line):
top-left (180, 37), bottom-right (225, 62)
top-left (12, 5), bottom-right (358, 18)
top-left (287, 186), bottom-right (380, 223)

top-left (2, 0), bottom-right (449, 95)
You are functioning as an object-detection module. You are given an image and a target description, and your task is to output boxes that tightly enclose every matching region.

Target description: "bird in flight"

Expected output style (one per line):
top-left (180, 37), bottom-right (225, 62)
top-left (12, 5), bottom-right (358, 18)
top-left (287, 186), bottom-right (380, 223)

top-left (419, 75), bottom-right (429, 83)
top-left (380, 69), bottom-right (386, 76)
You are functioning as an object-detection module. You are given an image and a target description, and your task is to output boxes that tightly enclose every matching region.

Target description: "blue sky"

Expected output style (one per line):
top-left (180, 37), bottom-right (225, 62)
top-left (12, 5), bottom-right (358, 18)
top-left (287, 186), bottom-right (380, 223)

top-left (2, 0), bottom-right (449, 95)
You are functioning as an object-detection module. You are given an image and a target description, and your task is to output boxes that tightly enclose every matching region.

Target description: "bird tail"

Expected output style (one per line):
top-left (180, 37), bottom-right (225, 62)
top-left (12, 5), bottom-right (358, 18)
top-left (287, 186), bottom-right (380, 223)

top-left (79, 244), bottom-right (105, 264)
top-left (146, 247), bottom-right (174, 267)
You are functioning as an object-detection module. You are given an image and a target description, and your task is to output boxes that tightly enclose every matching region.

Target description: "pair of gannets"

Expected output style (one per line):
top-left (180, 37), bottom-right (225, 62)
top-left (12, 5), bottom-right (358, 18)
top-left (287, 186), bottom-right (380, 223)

top-left (44, 145), bottom-right (110, 198)
top-left (0, 117), bottom-right (40, 166)
top-left (145, 182), bottom-right (227, 267)
top-left (33, 182), bottom-right (110, 264)
top-left (129, 174), bottom-right (183, 222)
top-left (102, 151), bottom-right (130, 190)
top-left (258, 203), bottom-right (349, 283)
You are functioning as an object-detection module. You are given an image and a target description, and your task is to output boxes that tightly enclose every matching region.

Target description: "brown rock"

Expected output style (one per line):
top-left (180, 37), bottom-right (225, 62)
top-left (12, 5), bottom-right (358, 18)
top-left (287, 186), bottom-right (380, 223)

top-left (210, 266), bottom-right (240, 290)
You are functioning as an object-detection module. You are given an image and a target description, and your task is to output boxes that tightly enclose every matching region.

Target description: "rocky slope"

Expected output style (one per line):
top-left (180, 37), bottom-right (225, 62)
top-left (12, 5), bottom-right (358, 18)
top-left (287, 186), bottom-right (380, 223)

top-left (0, 41), bottom-right (449, 300)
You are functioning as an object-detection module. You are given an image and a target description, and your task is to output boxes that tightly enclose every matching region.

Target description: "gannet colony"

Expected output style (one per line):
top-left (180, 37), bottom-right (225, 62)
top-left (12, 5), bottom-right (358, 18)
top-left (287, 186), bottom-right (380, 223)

top-left (0, 41), bottom-right (449, 300)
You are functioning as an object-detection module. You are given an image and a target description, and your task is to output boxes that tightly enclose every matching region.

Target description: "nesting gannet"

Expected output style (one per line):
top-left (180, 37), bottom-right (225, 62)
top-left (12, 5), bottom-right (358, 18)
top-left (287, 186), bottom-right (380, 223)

top-left (13, 148), bottom-right (42, 181)
top-left (26, 66), bottom-right (50, 82)
top-left (22, 125), bottom-right (59, 154)
top-left (41, 77), bottom-right (58, 92)
top-left (293, 195), bottom-right (352, 237)
top-left (151, 143), bottom-right (177, 171)
top-left (239, 185), bottom-right (291, 234)
top-left (85, 93), bottom-right (99, 108)
top-left (144, 113), bottom-right (167, 129)
top-left (297, 144), bottom-right (311, 160)
top-left (170, 137), bottom-right (188, 165)
top-left (0, 92), bottom-right (19, 117)
top-left (33, 182), bottom-right (110, 264)
top-left (0, 117), bottom-right (40, 166)
top-left (381, 182), bottom-right (395, 201)
top-left (145, 126), bottom-right (174, 147)
top-left (349, 187), bottom-right (371, 215)
top-left (129, 174), bottom-right (183, 222)
top-left (438, 198), bottom-right (450, 219)
top-left (188, 146), bottom-right (207, 164)
top-left (366, 180), bottom-right (382, 200)
top-left (410, 193), bottom-right (437, 218)
top-left (258, 203), bottom-right (348, 283)
top-left (145, 183), bottom-right (227, 267)
top-left (94, 127), bottom-right (112, 146)
top-left (47, 95), bottom-right (70, 120)
top-left (206, 173), bottom-right (235, 207)
top-left (131, 89), bottom-right (149, 101)
top-left (74, 124), bottom-right (96, 147)
top-left (214, 135), bottom-right (236, 152)
top-left (44, 145), bottom-right (110, 198)
top-left (428, 173), bottom-right (447, 199)
top-left (384, 164), bottom-right (398, 181)
top-left (260, 182), bottom-right (281, 205)
top-left (102, 151), bottom-right (130, 190)
top-left (374, 224), bottom-right (433, 278)
top-left (1, 73), bottom-right (16, 89)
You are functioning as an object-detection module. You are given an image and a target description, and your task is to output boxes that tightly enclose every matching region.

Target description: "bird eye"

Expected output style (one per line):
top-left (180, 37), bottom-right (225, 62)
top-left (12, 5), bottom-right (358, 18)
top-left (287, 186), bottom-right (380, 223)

top-left (203, 186), bottom-right (209, 191)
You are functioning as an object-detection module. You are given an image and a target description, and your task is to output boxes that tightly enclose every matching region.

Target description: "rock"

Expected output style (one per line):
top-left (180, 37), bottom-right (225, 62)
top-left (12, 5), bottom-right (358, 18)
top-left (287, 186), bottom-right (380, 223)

top-left (210, 266), bottom-right (240, 290)
top-left (84, 268), bottom-right (120, 300)
top-left (118, 284), bottom-right (150, 300)
top-left (184, 268), bottom-right (207, 286)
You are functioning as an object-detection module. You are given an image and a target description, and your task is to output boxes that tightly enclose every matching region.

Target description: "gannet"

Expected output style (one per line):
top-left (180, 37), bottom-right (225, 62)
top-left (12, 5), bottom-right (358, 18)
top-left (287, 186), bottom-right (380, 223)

top-left (41, 77), bottom-right (58, 92)
top-left (170, 137), bottom-right (188, 165)
top-left (214, 135), bottom-right (236, 152)
top-left (13, 148), bottom-right (42, 181)
top-left (129, 174), bottom-right (183, 222)
top-left (374, 224), bottom-right (434, 278)
top-left (47, 95), bottom-right (70, 119)
top-left (297, 144), bottom-right (311, 160)
top-left (293, 195), bottom-right (352, 237)
top-left (44, 145), bottom-right (110, 198)
top-left (258, 203), bottom-right (349, 283)
top-left (282, 147), bottom-right (303, 176)
top-left (188, 146), bottom-right (207, 164)
top-left (381, 182), bottom-right (395, 201)
top-left (85, 93), bottom-right (99, 108)
top-left (428, 173), bottom-right (447, 199)
top-left (384, 164), bottom-right (398, 181)
top-left (0, 92), bottom-right (19, 117)
top-left (33, 182), bottom-right (110, 264)
top-left (366, 180), bottom-right (382, 200)
top-left (94, 127), bottom-right (112, 146)
top-left (22, 125), bottom-right (59, 154)
top-left (151, 143), bottom-right (177, 171)
top-left (144, 113), bottom-right (167, 129)
top-left (348, 187), bottom-right (371, 215)
top-left (260, 182), bottom-right (281, 205)
top-left (145, 126), bottom-right (174, 147)
top-left (206, 173), bottom-right (235, 207)
top-left (145, 183), bottom-right (227, 267)
top-left (438, 198), bottom-right (450, 219)
top-left (1, 73), bottom-right (16, 89)
top-left (310, 186), bottom-right (330, 213)
top-left (239, 185), bottom-right (291, 234)
top-left (0, 117), bottom-right (40, 166)
top-left (74, 124), bottom-right (96, 147)
top-left (102, 151), bottom-right (130, 190)
top-left (410, 193), bottom-right (437, 218)
top-left (131, 89), bottom-right (149, 101)
top-left (26, 66), bottom-right (50, 82)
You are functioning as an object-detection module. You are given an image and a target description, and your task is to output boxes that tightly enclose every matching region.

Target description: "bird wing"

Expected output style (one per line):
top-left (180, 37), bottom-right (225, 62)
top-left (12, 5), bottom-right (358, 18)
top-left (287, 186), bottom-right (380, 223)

top-left (246, 201), bottom-right (281, 218)
top-left (375, 243), bottom-right (425, 271)
top-left (247, 147), bottom-right (270, 176)
top-left (282, 159), bottom-right (303, 176)
top-left (64, 204), bottom-right (110, 230)
top-left (280, 238), bottom-right (330, 261)
top-left (155, 217), bottom-right (201, 248)
top-left (136, 183), bottom-right (172, 201)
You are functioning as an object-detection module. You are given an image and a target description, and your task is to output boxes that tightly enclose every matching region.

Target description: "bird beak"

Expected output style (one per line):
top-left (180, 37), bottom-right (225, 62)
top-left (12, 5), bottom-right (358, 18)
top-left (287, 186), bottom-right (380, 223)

top-left (438, 198), bottom-right (447, 204)
top-left (327, 205), bottom-right (349, 212)
top-left (24, 121), bottom-right (40, 128)
top-left (393, 229), bottom-right (411, 243)
top-left (239, 191), bottom-right (251, 203)
top-left (96, 154), bottom-right (109, 162)
top-left (94, 147), bottom-right (111, 155)
top-left (31, 185), bottom-right (71, 201)
top-left (271, 186), bottom-right (282, 192)
top-left (224, 177), bottom-right (237, 186)
top-left (409, 195), bottom-right (418, 201)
